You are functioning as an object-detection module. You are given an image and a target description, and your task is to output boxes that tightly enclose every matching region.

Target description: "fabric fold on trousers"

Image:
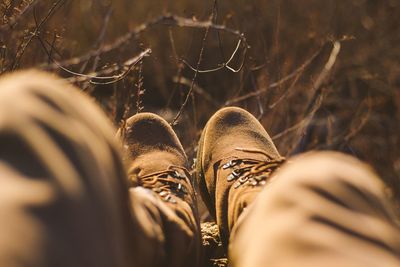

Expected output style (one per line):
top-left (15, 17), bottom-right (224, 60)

top-left (230, 151), bottom-right (400, 267)
top-left (0, 70), bottom-right (137, 267)
top-left (0, 70), bottom-right (202, 267)
top-left (130, 187), bottom-right (201, 267)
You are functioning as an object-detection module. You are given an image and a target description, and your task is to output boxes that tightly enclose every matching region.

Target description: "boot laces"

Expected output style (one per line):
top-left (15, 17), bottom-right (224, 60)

top-left (136, 166), bottom-right (191, 203)
top-left (221, 148), bottom-right (286, 189)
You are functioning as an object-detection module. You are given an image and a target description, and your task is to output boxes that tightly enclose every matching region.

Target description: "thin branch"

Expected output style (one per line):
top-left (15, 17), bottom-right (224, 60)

top-left (63, 48), bottom-right (152, 85)
top-left (173, 76), bottom-right (220, 107)
top-left (268, 69), bottom-right (302, 109)
top-left (314, 41), bottom-right (341, 87)
top-left (34, 25), bottom-right (152, 85)
top-left (213, 0), bottom-right (226, 62)
top-left (316, 95), bottom-right (373, 149)
top-left (181, 38), bottom-right (246, 73)
top-left (272, 91), bottom-right (325, 140)
top-left (272, 41), bottom-right (341, 140)
top-left (12, 0), bottom-right (66, 69)
top-left (225, 46), bottom-right (322, 105)
top-left (80, 7), bottom-right (113, 74)
top-left (0, 0), bottom-right (41, 33)
top-left (41, 14), bottom-right (247, 70)
top-left (343, 97), bottom-right (372, 142)
top-left (171, 21), bottom-right (211, 125)
top-left (135, 59), bottom-right (145, 113)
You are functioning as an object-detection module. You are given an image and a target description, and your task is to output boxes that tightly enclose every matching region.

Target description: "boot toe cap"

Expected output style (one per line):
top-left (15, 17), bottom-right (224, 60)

top-left (119, 113), bottom-right (186, 159)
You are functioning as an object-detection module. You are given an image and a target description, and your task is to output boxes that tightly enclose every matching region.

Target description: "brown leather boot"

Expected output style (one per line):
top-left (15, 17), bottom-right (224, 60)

top-left (118, 113), bottom-right (201, 267)
top-left (195, 107), bottom-right (285, 246)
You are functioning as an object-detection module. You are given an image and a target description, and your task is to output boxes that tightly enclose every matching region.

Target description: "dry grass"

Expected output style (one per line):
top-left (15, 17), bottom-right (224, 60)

top-left (1, 0), bottom-right (399, 208)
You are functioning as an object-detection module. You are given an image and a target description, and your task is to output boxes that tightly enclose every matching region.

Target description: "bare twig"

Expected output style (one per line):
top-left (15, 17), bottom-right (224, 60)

top-left (173, 76), bottom-right (220, 107)
top-left (165, 27), bottom-right (184, 109)
top-left (80, 7), bottom-right (113, 74)
top-left (313, 41), bottom-right (341, 90)
top-left (268, 69), bottom-right (302, 109)
top-left (12, 0), bottom-right (66, 69)
top-left (315, 95), bottom-right (373, 149)
top-left (63, 48), bottom-right (152, 85)
top-left (272, 41), bottom-right (341, 140)
top-left (272, 91), bottom-right (325, 140)
top-left (0, 0), bottom-right (41, 33)
top-left (212, 0), bottom-right (226, 62)
top-left (34, 19), bottom-right (152, 85)
top-left (181, 38), bottom-right (246, 73)
top-left (171, 20), bottom-right (211, 125)
top-left (225, 46), bottom-right (322, 105)
top-left (135, 59), bottom-right (145, 113)
top-left (343, 97), bottom-right (372, 142)
top-left (47, 32), bottom-right (57, 64)
top-left (42, 14), bottom-right (247, 70)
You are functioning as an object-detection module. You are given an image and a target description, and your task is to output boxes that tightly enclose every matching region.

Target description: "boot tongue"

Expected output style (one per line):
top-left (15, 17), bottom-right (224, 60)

top-left (206, 132), bottom-right (281, 169)
top-left (213, 149), bottom-right (272, 169)
top-left (128, 150), bottom-right (187, 178)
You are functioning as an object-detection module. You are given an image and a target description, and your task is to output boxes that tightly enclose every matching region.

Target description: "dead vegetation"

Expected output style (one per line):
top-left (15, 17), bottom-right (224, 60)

top-left (1, 0), bottom-right (399, 210)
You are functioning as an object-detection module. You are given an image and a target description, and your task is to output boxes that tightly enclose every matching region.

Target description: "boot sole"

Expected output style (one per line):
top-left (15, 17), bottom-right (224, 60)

top-left (195, 120), bottom-right (216, 217)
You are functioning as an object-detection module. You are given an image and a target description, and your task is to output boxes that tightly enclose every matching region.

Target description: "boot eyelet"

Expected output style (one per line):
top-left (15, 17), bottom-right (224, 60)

top-left (227, 173), bottom-right (236, 182)
top-left (223, 161), bottom-right (233, 169)
top-left (153, 187), bottom-right (162, 193)
top-left (177, 183), bottom-right (187, 193)
top-left (166, 195), bottom-right (177, 203)
top-left (172, 171), bottom-right (186, 179)
top-left (159, 191), bottom-right (168, 197)
top-left (250, 179), bottom-right (258, 186)
top-left (239, 176), bottom-right (248, 183)
top-left (232, 169), bottom-right (241, 177)
top-left (223, 159), bottom-right (242, 169)
top-left (233, 182), bottom-right (241, 189)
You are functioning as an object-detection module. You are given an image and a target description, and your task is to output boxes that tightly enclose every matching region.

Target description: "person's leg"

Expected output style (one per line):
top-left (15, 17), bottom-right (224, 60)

top-left (230, 152), bottom-right (400, 267)
top-left (0, 70), bottom-right (136, 267)
top-left (118, 113), bottom-right (202, 267)
top-left (196, 107), bottom-right (400, 266)
top-left (0, 70), bottom-right (202, 267)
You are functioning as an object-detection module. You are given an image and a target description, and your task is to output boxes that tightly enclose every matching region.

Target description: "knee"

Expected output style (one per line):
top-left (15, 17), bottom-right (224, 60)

top-left (266, 151), bottom-right (387, 203)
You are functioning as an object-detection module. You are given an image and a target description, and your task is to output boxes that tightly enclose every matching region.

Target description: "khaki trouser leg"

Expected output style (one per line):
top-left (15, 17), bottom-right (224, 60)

top-left (0, 70), bottom-right (201, 267)
top-left (129, 187), bottom-right (201, 267)
top-left (230, 152), bottom-right (400, 267)
top-left (0, 70), bottom-right (136, 267)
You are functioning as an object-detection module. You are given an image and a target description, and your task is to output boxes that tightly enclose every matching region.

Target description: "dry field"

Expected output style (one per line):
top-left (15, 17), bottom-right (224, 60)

top-left (1, 0), bottom-right (399, 213)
